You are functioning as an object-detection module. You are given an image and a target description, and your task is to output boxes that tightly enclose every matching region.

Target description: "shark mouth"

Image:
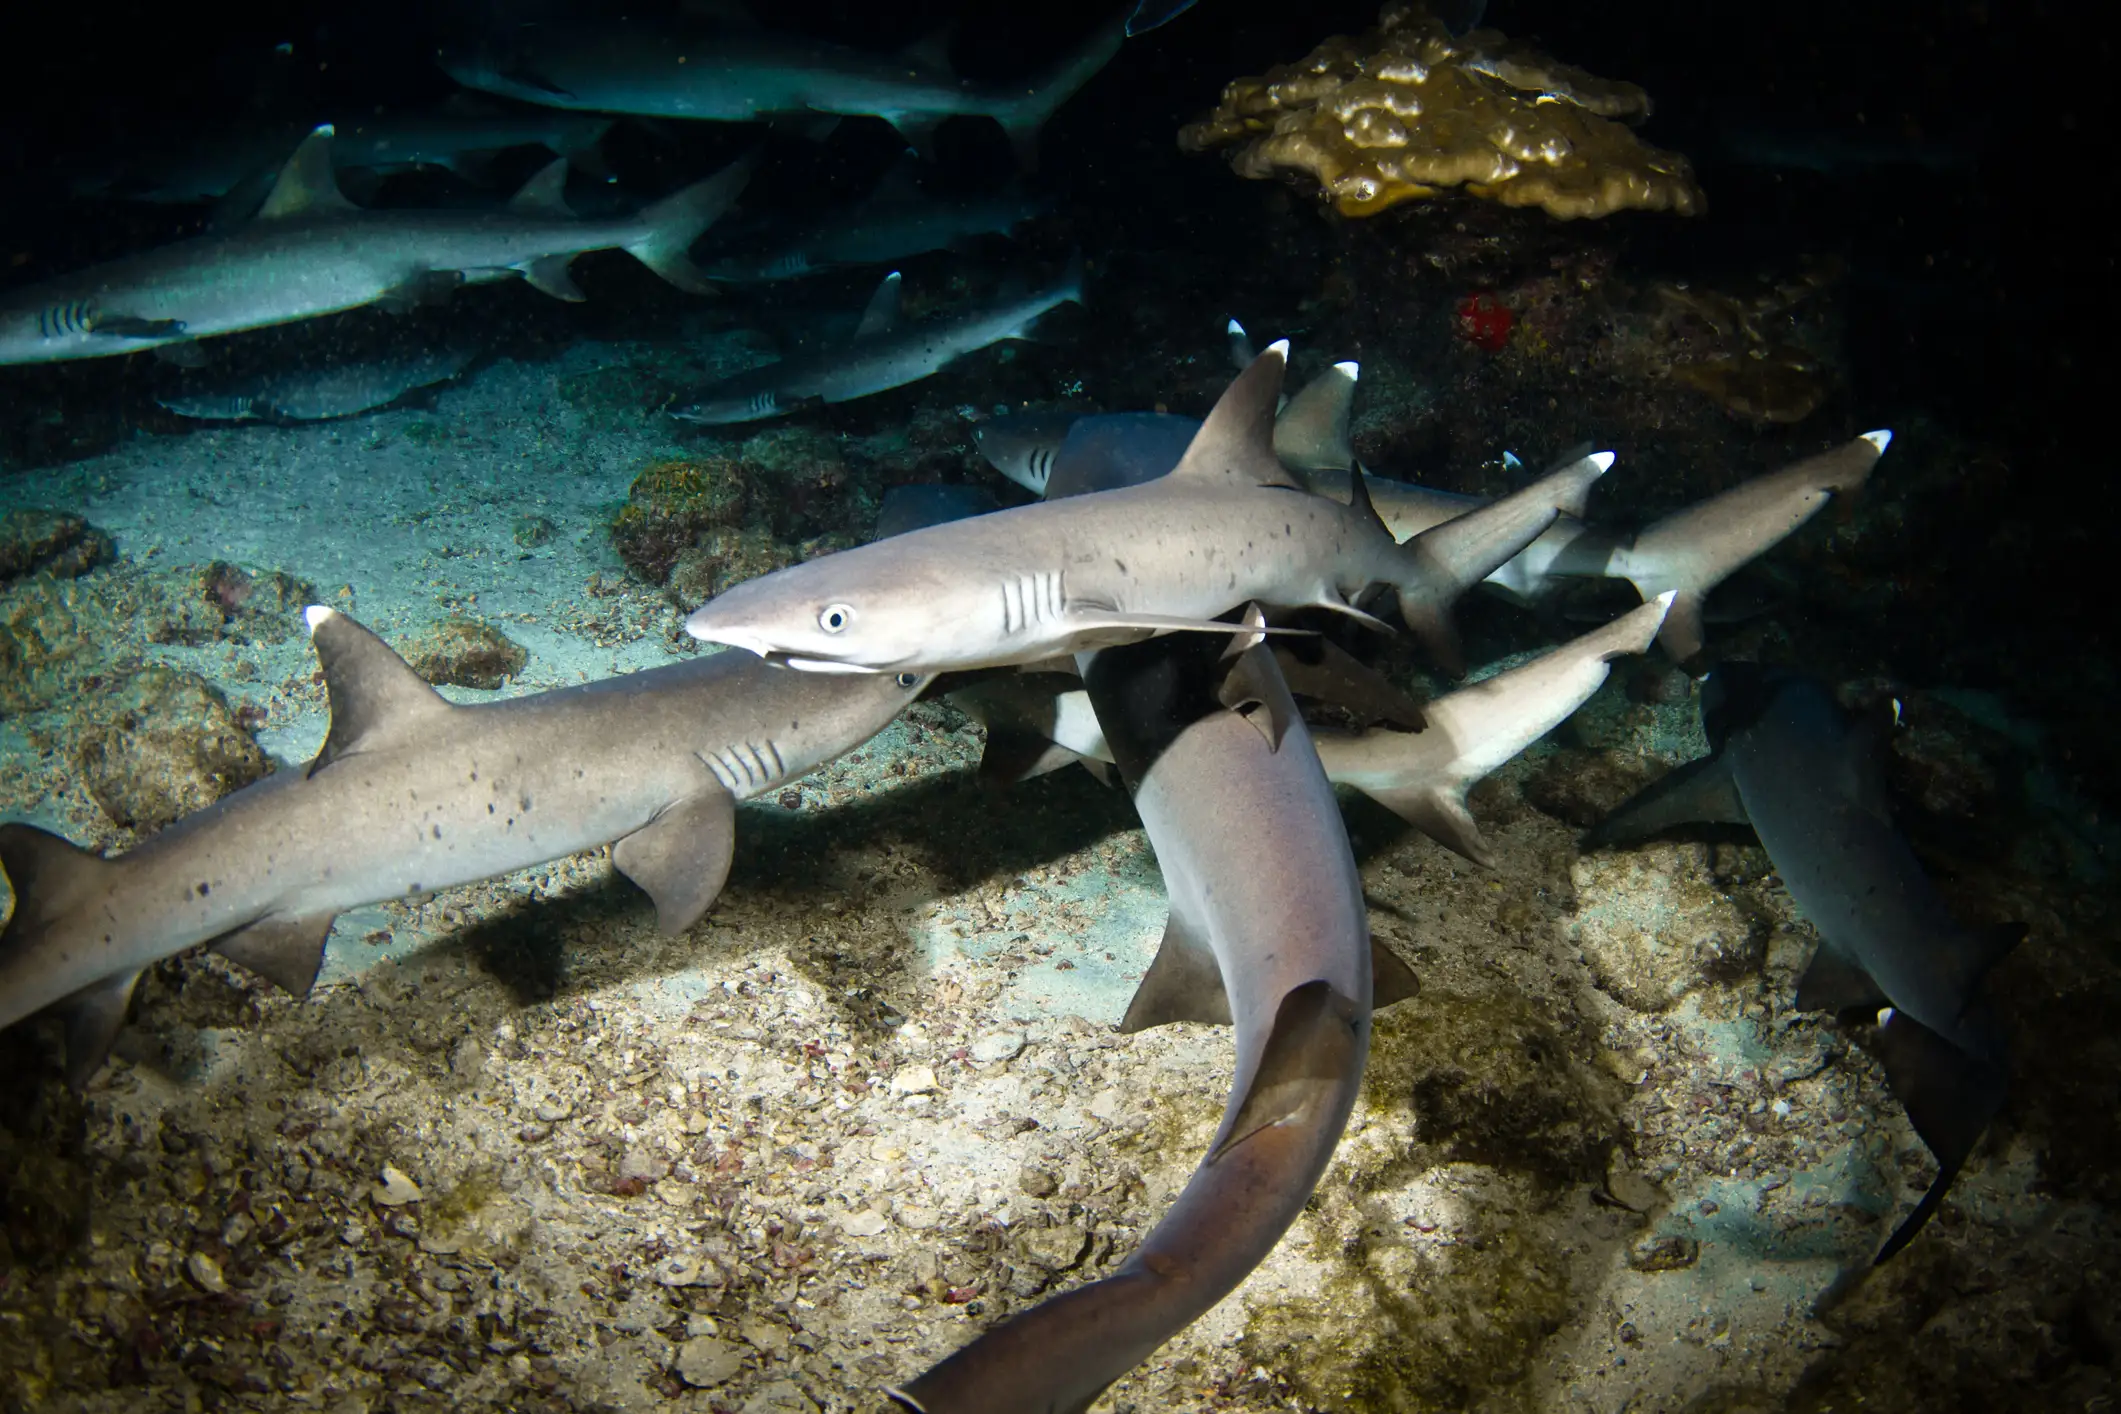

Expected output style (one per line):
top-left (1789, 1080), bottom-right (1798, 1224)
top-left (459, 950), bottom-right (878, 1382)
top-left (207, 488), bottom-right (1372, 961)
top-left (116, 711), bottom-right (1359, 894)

top-left (774, 654), bottom-right (884, 675)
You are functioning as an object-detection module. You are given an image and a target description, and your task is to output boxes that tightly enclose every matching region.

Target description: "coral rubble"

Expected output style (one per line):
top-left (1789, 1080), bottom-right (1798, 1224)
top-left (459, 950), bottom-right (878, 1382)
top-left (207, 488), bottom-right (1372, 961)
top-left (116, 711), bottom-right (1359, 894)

top-left (1179, 1), bottom-right (1703, 220)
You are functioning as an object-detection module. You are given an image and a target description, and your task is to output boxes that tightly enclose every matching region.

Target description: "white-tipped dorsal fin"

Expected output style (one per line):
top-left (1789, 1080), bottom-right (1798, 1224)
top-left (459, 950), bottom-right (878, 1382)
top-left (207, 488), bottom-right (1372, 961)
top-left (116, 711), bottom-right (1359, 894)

top-left (304, 606), bottom-right (453, 773)
top-left (257, 126), bottom-right (356, 220)
top-left (1225, 317), bottom-right (1256, 369)
top-left (1170, 343), bottom-right (1301, 489)
top-left (507, 157), bottom-right (574, 217)
top-left (1273, 359), bottom-right (1360, 473)
top-left (855, 271), bottom-right (903, 339)
top-left (1861, 429), bottom-right (1893, 453)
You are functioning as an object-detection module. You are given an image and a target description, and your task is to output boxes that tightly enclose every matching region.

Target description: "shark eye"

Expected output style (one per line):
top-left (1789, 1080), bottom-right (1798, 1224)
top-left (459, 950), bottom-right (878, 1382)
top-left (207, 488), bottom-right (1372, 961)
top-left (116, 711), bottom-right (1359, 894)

top-left (819, 603), bottom-right (854, 634)
top-left (894, 672), bottom-right (920, 689)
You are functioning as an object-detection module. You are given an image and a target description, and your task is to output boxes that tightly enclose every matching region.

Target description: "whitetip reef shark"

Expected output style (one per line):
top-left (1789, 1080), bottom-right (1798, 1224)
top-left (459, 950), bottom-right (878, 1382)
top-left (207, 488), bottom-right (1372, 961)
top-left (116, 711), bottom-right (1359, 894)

top-left (687, 341), bottom-right (1607, 675)
top-left (1585, 664), bottom-right (2018, 1262)
top-left (0, 608), bottom-right (924, 1084)
top-left (890, 619), bottom-right (1416, 1413)
top-left (0, 128), bottom-right (753, 365)
top-left (670, 262), bottom-right (1084, 425)
top-left (441, 13), bottom-right (1125, 170)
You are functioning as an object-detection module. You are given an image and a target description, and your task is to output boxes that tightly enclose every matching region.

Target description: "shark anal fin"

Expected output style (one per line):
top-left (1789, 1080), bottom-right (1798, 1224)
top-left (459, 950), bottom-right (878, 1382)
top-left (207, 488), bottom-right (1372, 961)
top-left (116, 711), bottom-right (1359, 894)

top-left (1209, 978), bottom-right (1361, 1162)
top-left (1365, 784), bottom-right (1494, 868)
top-left (304, 607), bottom-right (454, 773)
top-left (212, 913), bottom-right (336, 997)
top-left (62, 969), bottom-right (142, 1090)
top-left (1793, 942), bottom-right (1888, 1013)
top-left (977, 723), bottom-right (1084, 787)
top-left (1371, 938), bottom-right (1421, 1009)
top-left (1583, 754), bottom-right (1748, 849)
top-left (612, 788), bottom-right (738, 935)
top-left (376, 270), bottom-right (465, 315)
top-left (1270, 637), bottom-right (1426, 732)
top-left (1868, 1007), bottom-right (2008, 1263)
top-left (1119, 902), bottom-right (1230, 1031)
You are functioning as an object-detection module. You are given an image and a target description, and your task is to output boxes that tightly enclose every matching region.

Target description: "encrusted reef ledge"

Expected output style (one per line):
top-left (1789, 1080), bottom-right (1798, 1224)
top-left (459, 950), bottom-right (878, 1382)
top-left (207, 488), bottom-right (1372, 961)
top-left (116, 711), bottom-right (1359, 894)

top-left (1179, 1), bottom-right (1705, 220)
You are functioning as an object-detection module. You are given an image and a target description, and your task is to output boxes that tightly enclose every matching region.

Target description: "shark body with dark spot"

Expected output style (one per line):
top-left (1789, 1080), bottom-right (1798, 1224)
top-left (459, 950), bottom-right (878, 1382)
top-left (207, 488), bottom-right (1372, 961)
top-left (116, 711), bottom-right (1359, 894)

top-left (0, 609), bottom-right (921, 1083)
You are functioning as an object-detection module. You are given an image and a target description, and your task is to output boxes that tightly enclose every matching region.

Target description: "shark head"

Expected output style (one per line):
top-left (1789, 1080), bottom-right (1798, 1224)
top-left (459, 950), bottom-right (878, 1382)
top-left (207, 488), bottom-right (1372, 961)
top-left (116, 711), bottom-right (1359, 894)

top-left (685, 537), bottom-right (994, 673)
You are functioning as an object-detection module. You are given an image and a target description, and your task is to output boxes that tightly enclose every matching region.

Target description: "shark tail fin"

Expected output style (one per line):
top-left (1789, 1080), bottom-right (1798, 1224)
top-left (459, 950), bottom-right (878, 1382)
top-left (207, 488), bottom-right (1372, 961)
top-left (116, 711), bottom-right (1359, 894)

top-left (1389, 449), bottom-right (1614, 676)
top-left (1870, 1006), bottom-right (2007, 1263)
top-left (1274, 362), bottom-right (1359, 473)
top-left (995, 16), bottom-right (1127, 171)
top-left (626, 150), bottom-right (760, 294)
top-left (0, 824), bottom-right (133, 1087)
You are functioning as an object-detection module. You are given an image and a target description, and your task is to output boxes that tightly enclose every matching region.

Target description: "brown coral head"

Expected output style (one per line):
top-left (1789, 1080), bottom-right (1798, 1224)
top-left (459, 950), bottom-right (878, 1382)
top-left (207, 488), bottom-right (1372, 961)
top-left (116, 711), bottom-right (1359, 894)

top-left (202, 562), bottom-right (256, 617)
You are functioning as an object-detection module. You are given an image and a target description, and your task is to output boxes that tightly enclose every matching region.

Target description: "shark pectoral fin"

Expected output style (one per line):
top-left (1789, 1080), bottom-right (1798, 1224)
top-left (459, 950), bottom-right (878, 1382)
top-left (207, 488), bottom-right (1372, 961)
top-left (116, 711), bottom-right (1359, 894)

top-left (1868, 1008), bottom-right (2008, 1263)
top-left (90, 313), bottom-right (187, 339)
top-left (1270, 637), bottom-right (1426, 732)
top-left (612, 788), bottom-right (738, 935)
top-left (1582, 754), bottom-right (1747, 849)
top-left (61, 969), bottom-right (143, 1090)
top-left (1076, 757), bottom-right (1117, 787)
top-left (1209, 978), bottom-right (1361, 1162)
top-left (1367, 784), bottom-right (1494, 868)
top-left (1119, 902), bottom-right (1230, 1032)
top-left (854, 271), bottom-right (903, 339)
top-left (521, 254), bottom-right (586, 302)
top-left (304, 607), bottom-right (455, 773)
top-left (1215, 646), bottom-right (1294, 752)
top-left (1793, 942), bottom-right (1887, 1013)
top-left (1069, 607), bottom-right (1316, 642)
top-left (1371, 938), bottom-right (1421, 1009)
top-left (211, 913), bottom-right (336, 997)
top-left (978, 722), bottom-right (1084, 787)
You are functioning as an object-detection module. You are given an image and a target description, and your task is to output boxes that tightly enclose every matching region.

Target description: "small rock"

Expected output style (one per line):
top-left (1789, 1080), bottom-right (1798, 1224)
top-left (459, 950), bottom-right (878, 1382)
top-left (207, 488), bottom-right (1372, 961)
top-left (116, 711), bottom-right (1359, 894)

top-left (1017, 1165), bottom-right (1058, 1199)
top-left (654, 1254), bottom-right (722, 1288)
top-left (1016, 1223), bottom-right (1089, 1272)
top-left (371, 1165), bottom-right (422, 1206)
top-left (684, 1110), bottom-right (710, 1134)
top-left (512, 515), bottom-right (556, 548)
top-left (839, 1209), bottom-right (890, 1238)
top-left (532, 1096), bottom-right (573, 1123)
top-left (675, 1335), bottom-right (744, 1388)
top-left (617, 1149), bottom-right (668, 1185)
top-left (890, 1064), bottom-right (938, 1096)
top-left (1087, 1088), bottom-right (1123, 1121)
top-left (74, 666), bottom-right (273, 833)
top-left (1627, 1234), bottom-right (1700, 1272)
top-left (738, 1317), bottom-right (790, 1354)
top-left (402, 617), bottom-right (528, 690)
top-left (895, 1203), bottom-right (941, 1230)
top-left (970, 1031), bottom-right (1025, 1065)
top-left (1601, 1149), bottom-right (1664, 1213)
top-left (186, 1250), bottom-right (228, 1294)
top-left (0, 509), bottom-right (114, 583)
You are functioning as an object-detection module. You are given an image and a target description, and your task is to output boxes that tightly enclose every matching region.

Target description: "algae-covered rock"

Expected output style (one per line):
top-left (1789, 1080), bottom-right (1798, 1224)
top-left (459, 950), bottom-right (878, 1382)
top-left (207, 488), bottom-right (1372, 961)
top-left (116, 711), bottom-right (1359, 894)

top-left (151, 561), bottom-right (318, 646)
top-left (1571, 842), bottom-right (1762, 1011)
top-left (0, 573), bottom-right (110, 716)
top-left (74, 664), bottom-right (273, 833)
top-left (611, 456), bottom-right (753, 584)
top-left (402, 617), bottom-right (528, 690)
top-left (0, 509), bottom-right (114, 583)
top-left (1369, 983), bottom-right (1623, 1182)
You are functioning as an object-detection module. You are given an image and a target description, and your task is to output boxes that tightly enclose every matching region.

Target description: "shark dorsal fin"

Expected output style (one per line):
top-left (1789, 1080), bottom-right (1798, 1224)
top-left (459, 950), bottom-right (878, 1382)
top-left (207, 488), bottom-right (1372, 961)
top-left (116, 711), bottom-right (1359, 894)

top-left (508, 158), bottom-right (574, 217)
top-left (855, 272), bottom-right (903, 339)
top-left (1209, 978), bottom-right (1362, 1161)
top-left (900, 21), bottom-right (957, 73)
top-left (1274, 361), bottom-right (1358, 473)
top-left (256, 126), bottom-right (356, 220)
top-left (1170, 342), bottom-right (1301, 490)
top-left (304, 607), bottom-right (453, 773)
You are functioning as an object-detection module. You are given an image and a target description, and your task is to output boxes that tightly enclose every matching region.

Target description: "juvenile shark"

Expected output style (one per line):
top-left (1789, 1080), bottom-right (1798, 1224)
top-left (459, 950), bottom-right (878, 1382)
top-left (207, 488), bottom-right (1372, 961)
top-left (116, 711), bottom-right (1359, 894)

top-left (890, 623), bottom-right (1414, 1413)
top-left (1585, 664), bottom-right (2016, 1261)
top-left (442, 15), bottom-right (1125, 169)
top-left (0, 129), bottom-right (751, 365)
top-left (687, 342), bottom-right (1607, 673)
top-left (670, 263), bottom-right (1083, 424)
top-left (0, 609), bottom-right (923, 1083)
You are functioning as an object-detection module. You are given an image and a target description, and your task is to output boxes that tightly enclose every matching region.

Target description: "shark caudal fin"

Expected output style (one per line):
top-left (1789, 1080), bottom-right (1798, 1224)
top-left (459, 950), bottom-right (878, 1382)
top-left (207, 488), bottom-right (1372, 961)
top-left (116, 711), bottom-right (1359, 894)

top-left (0, 823), bottom-right (135, 1087)
top-left (625, 150), bottom-right (759, 294)
top-left (1390, 449), bottom-right (1614, 675)
top-left (1869, 1003), bottom-right (2008, 1263)
top-left (993, 16), bottom-right (1126, 171)
top-left (1274, 361), bottom-right (1358, 473)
